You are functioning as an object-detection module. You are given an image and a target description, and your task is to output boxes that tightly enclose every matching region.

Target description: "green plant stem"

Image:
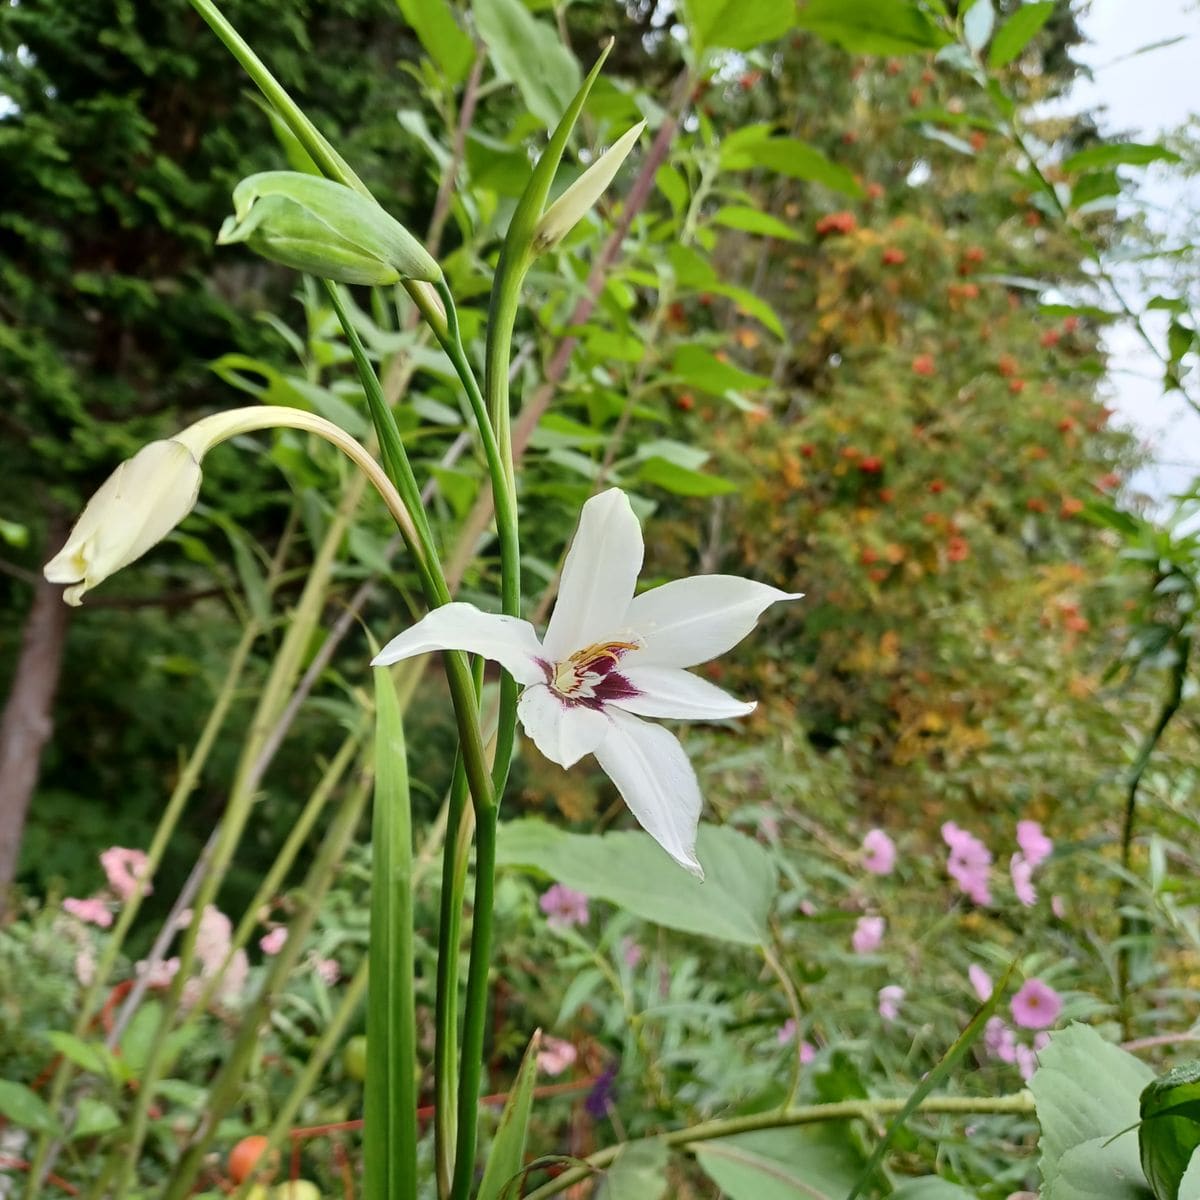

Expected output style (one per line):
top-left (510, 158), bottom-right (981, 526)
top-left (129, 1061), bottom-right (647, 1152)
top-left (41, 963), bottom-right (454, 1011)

top-left (450, 805), bottom-right (499, 1200)
top-left (520, 1094), bottom-right (1036, 1200)
top-left (24, 619), bottom-right (261, 1198)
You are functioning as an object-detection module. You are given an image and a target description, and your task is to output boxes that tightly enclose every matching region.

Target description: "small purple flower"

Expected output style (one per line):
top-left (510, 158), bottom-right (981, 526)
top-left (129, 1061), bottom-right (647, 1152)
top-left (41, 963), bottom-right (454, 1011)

top-left (1010, 853), bottom-right (1037, 907)
top-left (800, 1039), bottom-right (816, 1064)
top-left (984, 1016), bottom-right (1017, 1063)
top-left (777, 1018), bottom-right (798, 1045)
top-left (585, 1063), bottom-right (617, 1119)
top-left (539, 883), bottom-right (590, 930)
top-left (852, 915), bottom-right (885, 955)
top-left (878, 985), bottom-right (905, 1022)
top-left (1015, 1043), bottom-right (1038, 1081)
top-left (1016, 820), bottom-right (1053, 870)
top-left (942, 821), bottom-right (992, 905)
top-left (1011, 978), bottom-right (1062, 1030)
top-left (620, 937), bottom-right (643, 968)
top-left (861, 828), bottom-right (896, 876)
top-left (968, 963), bottom-right (993, 1002)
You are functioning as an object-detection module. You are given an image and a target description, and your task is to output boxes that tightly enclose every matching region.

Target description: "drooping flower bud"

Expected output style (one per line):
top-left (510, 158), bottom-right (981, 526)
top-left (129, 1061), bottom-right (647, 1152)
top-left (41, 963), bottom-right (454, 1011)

top-left (533, 121), bottom-right (646, 252)
top-left (217, 171), bottom-right (441, 284)
top-left (44, 440), bottom-right (203, 606)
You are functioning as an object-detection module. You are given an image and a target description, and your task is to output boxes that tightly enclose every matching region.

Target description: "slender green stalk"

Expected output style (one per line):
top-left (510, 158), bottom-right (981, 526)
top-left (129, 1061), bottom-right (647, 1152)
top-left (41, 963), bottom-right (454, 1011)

top-left (520, 1094), bottom-right (1037, 1200)
top-left (364, 668), bottom-right (418, 1200)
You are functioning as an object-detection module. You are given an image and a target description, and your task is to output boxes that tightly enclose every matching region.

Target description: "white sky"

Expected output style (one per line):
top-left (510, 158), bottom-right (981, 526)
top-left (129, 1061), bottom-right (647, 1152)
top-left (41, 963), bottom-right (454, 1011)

top-left (1066, 0), bottom-right (1200, 503)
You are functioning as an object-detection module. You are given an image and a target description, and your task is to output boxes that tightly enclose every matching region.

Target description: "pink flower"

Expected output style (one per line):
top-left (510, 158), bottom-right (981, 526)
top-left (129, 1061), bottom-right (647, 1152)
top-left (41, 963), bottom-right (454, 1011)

top-left (259, 927), bottom-right (288, 956)
top-left (537, 1036), bottom-right (577, 1076)
top-left (63, 897), bottom-right (113, 928)
top-left (539, 884), bottom-right (590, 930)
top-left (800, 1039), bottom-right (816, 1064)
top-left (878, 985), bottom-right (905, 1022)
top-left (1016, 820), bottom-right (1052, 870)
top-left (1051, 894), bottom-right (1065, 919)
top-left (1033, 1031), bottom-right (1051, 1051)
top-left (136, 956), bottom-right (180, 989)
top-left (777, 1018), bottom-right (797, 1045)
top-left (99, 847), bottom-right (152, 901)
top-left (984, 1016), bottom-right (1017, 1063)
top-left (862, 828), bottom-right (896, 875)
top-left (1011, 979), bottom-right (1062, 1030)
top-left (852, 915), bottom-right (886, 954)
top-left (1011, 853), bottom-right (1036, 906)
top-left (1015, 1043), bottom-right (1038, 1081)
top-left (942, 822), bottom-right (992, 905)
top-left (313, 957), bottom-right (340, 986)
top-left (621, 938), bottom-right (643, 968)
top-left (968, 963), bottom-right (993, 1002)
top-left (194, 906), bottom-right (233, 974)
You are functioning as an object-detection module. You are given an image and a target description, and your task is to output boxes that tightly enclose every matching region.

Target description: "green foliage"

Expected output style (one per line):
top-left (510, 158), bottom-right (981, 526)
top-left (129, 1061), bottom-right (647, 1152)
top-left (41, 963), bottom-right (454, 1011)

top-left (692, 1126), bottom-right (864, 1199)
top-left (1140, 1063), bottom-right (1200, 1200)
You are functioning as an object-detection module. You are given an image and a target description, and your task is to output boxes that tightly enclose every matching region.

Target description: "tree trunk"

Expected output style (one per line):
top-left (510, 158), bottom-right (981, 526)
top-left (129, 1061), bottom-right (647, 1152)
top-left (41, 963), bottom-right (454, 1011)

top-left (0, 520), bottom-right (72, 905)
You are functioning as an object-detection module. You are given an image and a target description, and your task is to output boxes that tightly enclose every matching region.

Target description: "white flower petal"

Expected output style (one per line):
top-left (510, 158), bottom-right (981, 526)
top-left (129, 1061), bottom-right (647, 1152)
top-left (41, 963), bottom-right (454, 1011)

top-left (624, 575), bottom-right (801, 669)
top-left (593, 709), bottom-right (704, 878)
top-left (611, 665), bottom-right (756, 721)
top-left (517, 684), bottom-right (610, 769)
top-left (371, 602), bottom-right (545, 685)
top-left (542, 489), bottom-right (644, 661)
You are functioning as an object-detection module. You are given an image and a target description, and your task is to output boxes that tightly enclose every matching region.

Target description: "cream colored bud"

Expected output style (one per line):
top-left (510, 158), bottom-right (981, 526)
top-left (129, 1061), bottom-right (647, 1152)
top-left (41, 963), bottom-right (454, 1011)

top-left (44, 440), bottom-right (203, 606)
top-left (533, 121), bottom-right (646, 252)
top-left (218, 171), bottom-right (441, 284)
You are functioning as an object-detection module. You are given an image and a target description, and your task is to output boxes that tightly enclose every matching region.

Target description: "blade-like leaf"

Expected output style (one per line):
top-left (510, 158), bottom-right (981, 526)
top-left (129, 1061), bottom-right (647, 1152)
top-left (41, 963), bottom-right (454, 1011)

top-left (476, 1032), bottom-right (542, 1200)
top-left (793, 0), bottom-right (952, 55)
top-left (987, 1), bottom-right (1054, 67)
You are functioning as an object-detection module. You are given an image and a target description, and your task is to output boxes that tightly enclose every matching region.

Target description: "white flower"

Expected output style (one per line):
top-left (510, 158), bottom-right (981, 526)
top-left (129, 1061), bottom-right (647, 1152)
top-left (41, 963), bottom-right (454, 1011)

top-left (373, 488), bottom-right (800, 876)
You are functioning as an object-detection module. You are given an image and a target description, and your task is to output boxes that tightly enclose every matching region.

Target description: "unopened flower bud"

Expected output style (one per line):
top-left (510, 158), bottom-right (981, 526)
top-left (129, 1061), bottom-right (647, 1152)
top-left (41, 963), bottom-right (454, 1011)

top-left (217, 171), bottom-right (440, 284)
top-left (533, 121), bottom-right (646, 252)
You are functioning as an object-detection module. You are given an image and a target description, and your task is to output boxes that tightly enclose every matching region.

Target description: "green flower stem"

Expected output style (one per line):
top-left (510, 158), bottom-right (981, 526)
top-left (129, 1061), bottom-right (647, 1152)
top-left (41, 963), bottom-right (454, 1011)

top-left (162, 763), bottom-right (374, 1200)
top-left (520, 1094), bottom-right (1037, 1200)
top-left (23, 618), bottom-right (261, 1199)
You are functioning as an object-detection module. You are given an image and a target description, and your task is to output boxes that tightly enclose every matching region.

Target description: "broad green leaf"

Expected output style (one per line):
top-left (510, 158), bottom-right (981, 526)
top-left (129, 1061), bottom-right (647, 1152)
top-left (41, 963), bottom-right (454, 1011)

top-left (1071, 170), bottom-right (1122, 209)
top-left (0, 1079), bottom-right (59, 1135)
top-left (793, 0), bottom-right (952, 55)
top-left (962, 0), bottom-right (995, 53)
top-left (45, 1031), bottom-right (124, 1081)
top-left (120, 1002), bottom-right (162, 1074)
top-left (727, 136), bottom-right (862, 196)
top-left (638, 456), bottom-right (738, 497)
top-left (72, 1097), bottom-right (121, 1140)
top-left (1168, 321), bottom-right (1196, 366)
top-left (1030, 1024), bottom-right (1155, 1197)
top-left (693, 1126), bottom-right (864, 1200)
top-left (396, 0), bottom-right (474, 83)
top-left (1050, 1138), bottom-right (1154, 1200)
top-left (719, 123), bottom-right (777, 170)
top-left (598, 1138), bottom-right (670, 1199)
top-left (673, 344), bottom-right (771, 397)
top-left (708, 283), bottom-right (787, 339)
top-left (477, 1033), bottom-right (541, 1200)
top-left (473, 0), bottom-right (582, 131)
top-left (711, 205), bottom-right (799, 241)
top-left (497, 821), bottom-right (778, 945)
top-left (987, 1), bottom-right (1055, 67)
top-left (687, 0), bottom-right (795, 53)
top-left (1140, 1062), bottom-right (1200, 1200)
top-left (890, 1181), bottom-right (978, 1200)
top-left (1062, 143), bottom-right (1182, 173)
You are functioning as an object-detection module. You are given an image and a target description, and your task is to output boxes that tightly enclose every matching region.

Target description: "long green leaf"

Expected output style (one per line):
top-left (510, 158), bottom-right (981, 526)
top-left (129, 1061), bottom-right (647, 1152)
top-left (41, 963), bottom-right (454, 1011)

top-left (364, 667), bottom-right (418, 1200)
top-left (476, 1033), bottom-right (542, 1200)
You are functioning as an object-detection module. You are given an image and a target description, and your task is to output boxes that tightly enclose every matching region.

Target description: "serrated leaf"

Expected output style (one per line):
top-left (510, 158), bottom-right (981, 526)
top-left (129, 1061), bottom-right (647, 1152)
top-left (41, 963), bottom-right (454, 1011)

top-left (794, 0), bottom-right (952, 55)
top-left (0, 1079), bottom-right (59, 1135)
top-left (473, 0), bottom-right (582, 131)
top-left (1030, 1024), bottom-right (1155, 1197)
top-left (987, 1), bottom-right (1054, 67)
top-left (686, 0), bottom-right (795, 53)
top-left (497, 821), bottom-right (777, 945)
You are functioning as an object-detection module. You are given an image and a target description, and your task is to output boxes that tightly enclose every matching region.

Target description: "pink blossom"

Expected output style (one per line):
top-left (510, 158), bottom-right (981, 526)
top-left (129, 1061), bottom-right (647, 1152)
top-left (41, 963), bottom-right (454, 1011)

top-left (136, 957), bottom-right (180, 989)
top-left (777, 1018), bottom-right (797, 1045)
top-left (259, 927), bottom-right (288, 956)
top-left (1033, 1031), bottom-right (1051, 1051)
top-left (968, 963), bottom-right (993, 1002)
top-left (194, 906), bottom-right (233, 974)
top-left (852, 915), bottom-right (886, 955)
top-left (99, 847), bottom-right (152, 901)
top-left (984, 1016), bottom-right (1017, 1063)
top-left (313, 957), bottom-right (340, 987)
top-left (941, 822), bottom-right (992, 905)
top-left (800, 1039), bottom-right (816, 1064)
top-left (861, 829), bottom-right (896, 875)
top-left (1016, 820), bottom-right (1052, 870)
top-left (621, 938), bottom-right (643, 968)
top-left (539, 884), bottom-right (590, 930)
top-left (63, 897), bottom-right (113, 928)
top-left (1011, 979), bottom-right (1062, 1030)
top-left (798, 899), bottom-right (816, 916)
top-left (1015, 1043), bottom-right (1038, 1081)
top-left (537, 1036), bottom-right (577, 1076)
top-left (1010, 853), bottom-right (1037, 907)
top-left (878, 985), bottom-right (905, 1022)
top-left (1051, 894), bottom-right (1065, 919)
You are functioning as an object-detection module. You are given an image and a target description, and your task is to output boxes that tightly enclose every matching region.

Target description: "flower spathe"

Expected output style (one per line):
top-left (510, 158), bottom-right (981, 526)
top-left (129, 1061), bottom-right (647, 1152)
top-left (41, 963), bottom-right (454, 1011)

top-left (373, 488), bottom-right (800, 876)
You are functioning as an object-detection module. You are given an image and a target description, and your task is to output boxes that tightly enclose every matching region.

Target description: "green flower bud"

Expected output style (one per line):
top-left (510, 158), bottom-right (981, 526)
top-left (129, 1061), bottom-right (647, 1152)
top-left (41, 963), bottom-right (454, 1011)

top-left (217, 171), bottom-right (440, 284)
